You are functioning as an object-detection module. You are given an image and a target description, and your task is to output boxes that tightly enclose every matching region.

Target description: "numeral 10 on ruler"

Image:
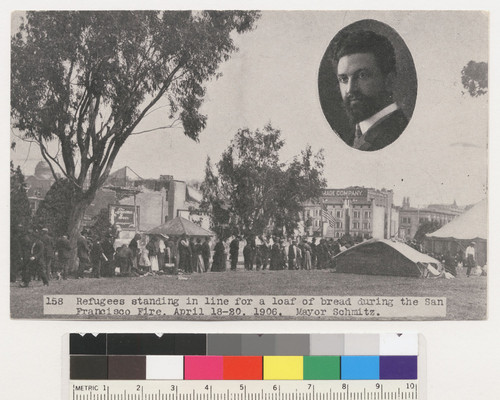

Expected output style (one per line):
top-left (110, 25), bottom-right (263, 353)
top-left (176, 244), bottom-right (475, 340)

top-left (71, 380), bottom-right (419, 400)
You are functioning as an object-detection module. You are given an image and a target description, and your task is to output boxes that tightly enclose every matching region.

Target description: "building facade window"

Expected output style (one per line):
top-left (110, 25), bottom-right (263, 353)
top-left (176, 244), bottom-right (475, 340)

top-left (336, 210), bottom-right (342, 218)
top-left (353, 210), bottom-right (360, 218)
top-left (353, 222), bottom-right (360, 229)
top-left (364, 211), bottom-right (371, 219)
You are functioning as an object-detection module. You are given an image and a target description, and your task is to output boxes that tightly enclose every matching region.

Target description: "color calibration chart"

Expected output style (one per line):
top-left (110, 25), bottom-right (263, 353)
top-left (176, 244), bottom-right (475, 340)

top-left (69, 333), bottom-right (424, 400)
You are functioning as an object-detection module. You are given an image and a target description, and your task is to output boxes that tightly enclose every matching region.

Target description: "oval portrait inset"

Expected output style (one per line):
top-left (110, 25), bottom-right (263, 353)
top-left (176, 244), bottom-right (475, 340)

top-left (318, 19), bottom-right (417, 151)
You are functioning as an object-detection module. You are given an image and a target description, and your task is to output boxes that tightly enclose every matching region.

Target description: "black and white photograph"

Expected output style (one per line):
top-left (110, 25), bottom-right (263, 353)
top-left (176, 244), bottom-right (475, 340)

top-left (9, 10), bottom-right (488, 320)
top-left (318, 19), bottom-right (418, 151)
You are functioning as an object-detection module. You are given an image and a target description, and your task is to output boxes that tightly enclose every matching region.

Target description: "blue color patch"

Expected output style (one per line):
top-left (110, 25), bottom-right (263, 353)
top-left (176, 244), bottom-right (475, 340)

top-left (341, 356), bottom-right (380, 380)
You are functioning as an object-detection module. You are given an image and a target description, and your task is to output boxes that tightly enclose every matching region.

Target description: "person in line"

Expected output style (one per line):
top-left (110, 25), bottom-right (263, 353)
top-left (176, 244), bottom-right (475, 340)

top-left (129, 233), bottom-right (141, 271)
top-left (261, 235), bottom-right (270, 270)
top-left (116, 244), bottom-right (133, 276)
top-left (310, 238), bottom-right (318, 269)
top-left (302, 239), bottom-right (312, 270)
top-left (40, 228), bottom-right (54, 280)
top-left (280, 239), bottom-right (288, 270)
top-left (178, 234), bottom-right (192, 273)
top-left (465, 241), bottom-right (477, 277)
top-left (287, 240), bottom-right (299, 270)
top-left (89, 236), bottom-right (104, 278)
top-left (243, 238), bottom-right (254, 271)
top-left (254, 236), bottom-right (263, 271)
top-left (158, 235), bottom-right (166, 271)
top-left (229, 236), bottom-right (240, 271)
top-left (194, 238), bottom-right (205, 273)
top-left (211, 238), bottom-right (226, 272)
top-left (146, 235), bottom-right (159, 273)
top-left (22, 229), bottom-right (49, 287)
top-left (167, 237), bottom-right (178, 274)
top-left (201, 236), bottom-right (211, 272)
top-left (269, 237), bottom-right (281, 270)
top-left (100, 234), bottom-right (115, 277)
top-left (55, 235), bottom-right (72, 280)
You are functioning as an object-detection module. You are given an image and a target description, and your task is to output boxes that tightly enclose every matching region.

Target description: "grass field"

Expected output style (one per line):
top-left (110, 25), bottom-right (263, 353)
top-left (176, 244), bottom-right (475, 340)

top-left (10, 268), bottom-right (487, 320)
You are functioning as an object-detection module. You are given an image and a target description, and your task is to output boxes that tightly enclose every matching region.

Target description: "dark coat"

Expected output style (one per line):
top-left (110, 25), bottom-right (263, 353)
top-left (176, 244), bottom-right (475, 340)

top-left (31, 238), bottom-right (46, 265)
top-left (129, 238), bottom-right (139, 256)
top-left (40, 232), bottom-right (54, 259)
top-left (77, 235), bottom-right (90, 261)
top-left (201, 241), bottom-right (211, 262)
top-left (211, 241), bottom-right (226, 271)
top-left (229, 238), bottom-right (239, 259)
top-left (351, 109), bottom-right (409, 151)
top-left (56, 237), bottom-right (72, 261)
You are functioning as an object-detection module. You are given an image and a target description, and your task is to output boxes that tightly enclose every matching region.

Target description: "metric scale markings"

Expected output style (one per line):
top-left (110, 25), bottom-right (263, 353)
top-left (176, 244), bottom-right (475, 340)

top-left (70, 381), bottom-right (419, 400)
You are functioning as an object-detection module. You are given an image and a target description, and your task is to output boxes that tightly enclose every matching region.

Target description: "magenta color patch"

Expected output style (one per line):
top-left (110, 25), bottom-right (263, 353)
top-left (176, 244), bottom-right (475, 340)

top-left (184, 356), bottom-right (223, 380)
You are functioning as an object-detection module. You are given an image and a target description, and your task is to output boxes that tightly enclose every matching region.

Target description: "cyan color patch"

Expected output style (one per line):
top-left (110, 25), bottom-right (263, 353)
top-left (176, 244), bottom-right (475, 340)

top-left (341, 356), bottom-right (380, 380)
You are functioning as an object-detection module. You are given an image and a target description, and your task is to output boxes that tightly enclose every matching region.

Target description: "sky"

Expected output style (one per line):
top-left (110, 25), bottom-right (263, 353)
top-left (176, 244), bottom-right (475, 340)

top-left (10, 10), bottom-right (489, 208)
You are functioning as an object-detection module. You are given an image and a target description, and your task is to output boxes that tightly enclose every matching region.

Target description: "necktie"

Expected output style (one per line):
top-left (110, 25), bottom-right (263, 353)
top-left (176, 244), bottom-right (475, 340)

top-left (353, 124), bottom-right (365, 149)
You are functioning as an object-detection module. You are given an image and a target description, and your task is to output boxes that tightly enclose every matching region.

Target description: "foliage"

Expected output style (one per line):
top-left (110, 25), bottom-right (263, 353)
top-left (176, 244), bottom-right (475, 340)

top-left (200, 156), bottom-right (232, 237)
top-left (33, 179), bottom-right (75, 237)
top-left (10, 162), bottom-right (32, 232)
top-left (461, 61), bottom-right (488, 97)
top-left (414, 220), bottom-right (442, 243)
top-left (274, 145), bottom-right (326, 235)
top-left (202, 124), bottom-right (326, 237)
top-left (11, 10), bottom-right (260, 244)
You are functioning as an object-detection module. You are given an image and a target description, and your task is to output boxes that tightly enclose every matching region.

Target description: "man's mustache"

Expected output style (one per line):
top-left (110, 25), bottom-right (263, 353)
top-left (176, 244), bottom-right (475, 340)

top-left (344, 93), bottom-right (368, 104)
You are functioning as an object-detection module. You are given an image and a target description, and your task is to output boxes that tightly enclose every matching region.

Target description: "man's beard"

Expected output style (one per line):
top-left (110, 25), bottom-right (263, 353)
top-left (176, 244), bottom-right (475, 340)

top-left (343, 92), bottom-right (388, 124)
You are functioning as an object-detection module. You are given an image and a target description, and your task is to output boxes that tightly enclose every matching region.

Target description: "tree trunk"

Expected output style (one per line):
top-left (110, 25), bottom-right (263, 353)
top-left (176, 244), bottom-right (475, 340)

top-left (66, 198), bottom-right (91, 273)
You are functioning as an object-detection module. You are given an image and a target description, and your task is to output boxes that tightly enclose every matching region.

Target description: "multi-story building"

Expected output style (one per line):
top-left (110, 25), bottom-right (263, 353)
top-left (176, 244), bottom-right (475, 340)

top-left (303, 187), bottom-right (399, 239)
top-left (398, 197), bottom-right (463, 239)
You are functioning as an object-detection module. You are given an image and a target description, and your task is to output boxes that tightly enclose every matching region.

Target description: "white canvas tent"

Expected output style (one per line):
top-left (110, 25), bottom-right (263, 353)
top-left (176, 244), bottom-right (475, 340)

top-left (331, 239), bottom-right (442, 278)
top-left (425, 199), bottom-right (487, 266)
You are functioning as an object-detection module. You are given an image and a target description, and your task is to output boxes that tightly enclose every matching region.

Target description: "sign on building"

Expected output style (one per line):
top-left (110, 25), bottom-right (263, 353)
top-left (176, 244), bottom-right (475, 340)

top-left (322, 188), bottom-right (368, 198)
top-left (109, 204), bottom-right (139, 230)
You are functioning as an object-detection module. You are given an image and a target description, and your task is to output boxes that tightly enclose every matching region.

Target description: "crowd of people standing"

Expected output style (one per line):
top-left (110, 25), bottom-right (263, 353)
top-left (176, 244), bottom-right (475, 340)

top-left (11, 225), bottom-right (351, 286)
top-left (10, 226), bottom-right (115, 287)
top-left (235, 235), bottom-right (342, 271)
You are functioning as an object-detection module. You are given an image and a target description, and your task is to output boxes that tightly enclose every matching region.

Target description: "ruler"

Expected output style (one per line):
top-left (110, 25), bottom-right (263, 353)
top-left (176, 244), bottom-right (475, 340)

top-left (70, 380), bottom-right (419, 400)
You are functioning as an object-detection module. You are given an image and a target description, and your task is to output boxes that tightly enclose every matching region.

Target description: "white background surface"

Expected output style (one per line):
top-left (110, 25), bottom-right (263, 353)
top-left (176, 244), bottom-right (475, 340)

top-left (2, 1), bottom-right (499, 399)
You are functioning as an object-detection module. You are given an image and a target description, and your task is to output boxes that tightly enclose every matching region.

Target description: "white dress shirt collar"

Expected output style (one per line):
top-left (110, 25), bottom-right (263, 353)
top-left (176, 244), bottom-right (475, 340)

top-left (358, 103), bottom-right (399, 134)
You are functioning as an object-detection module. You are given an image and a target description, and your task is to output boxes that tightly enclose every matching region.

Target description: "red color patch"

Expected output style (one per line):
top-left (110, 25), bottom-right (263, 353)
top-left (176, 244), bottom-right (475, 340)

top-left (223, 356), bottom-right (263, 380)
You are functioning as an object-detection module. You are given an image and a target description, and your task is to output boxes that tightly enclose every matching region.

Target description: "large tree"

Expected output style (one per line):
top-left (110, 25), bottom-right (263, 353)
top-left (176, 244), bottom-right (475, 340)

top-left (11, 11), bottom-right (260, 267)
top-left (461, 60), bottom-right (488, 97)
top-left (202, 124), bottom-right (326, 237)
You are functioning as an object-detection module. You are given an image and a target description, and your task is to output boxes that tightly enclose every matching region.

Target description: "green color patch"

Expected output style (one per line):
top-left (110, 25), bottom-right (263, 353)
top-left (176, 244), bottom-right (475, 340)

top-left (303, 356), bottom-right (340, 380)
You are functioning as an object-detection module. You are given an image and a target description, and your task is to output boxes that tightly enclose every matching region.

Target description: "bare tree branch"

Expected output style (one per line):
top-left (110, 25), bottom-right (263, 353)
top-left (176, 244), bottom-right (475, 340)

top-left (131, 121), bottom-right (181, 135)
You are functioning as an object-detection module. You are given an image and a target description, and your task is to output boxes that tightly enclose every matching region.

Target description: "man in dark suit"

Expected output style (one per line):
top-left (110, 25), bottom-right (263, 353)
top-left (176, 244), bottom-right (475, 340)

top-left (333, 30), bottom-right (409, 151)
top-left (229, 236), bottom-right (240, 271)
top-left (201, 236), bottom-right (211, 272)
top-left (288, 240), bottom-right (298, 270)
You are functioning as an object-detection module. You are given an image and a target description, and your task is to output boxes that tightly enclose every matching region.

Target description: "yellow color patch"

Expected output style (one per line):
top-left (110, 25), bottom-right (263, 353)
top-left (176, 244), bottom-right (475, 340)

top-left (263, 356), bottom-right (303, 380)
